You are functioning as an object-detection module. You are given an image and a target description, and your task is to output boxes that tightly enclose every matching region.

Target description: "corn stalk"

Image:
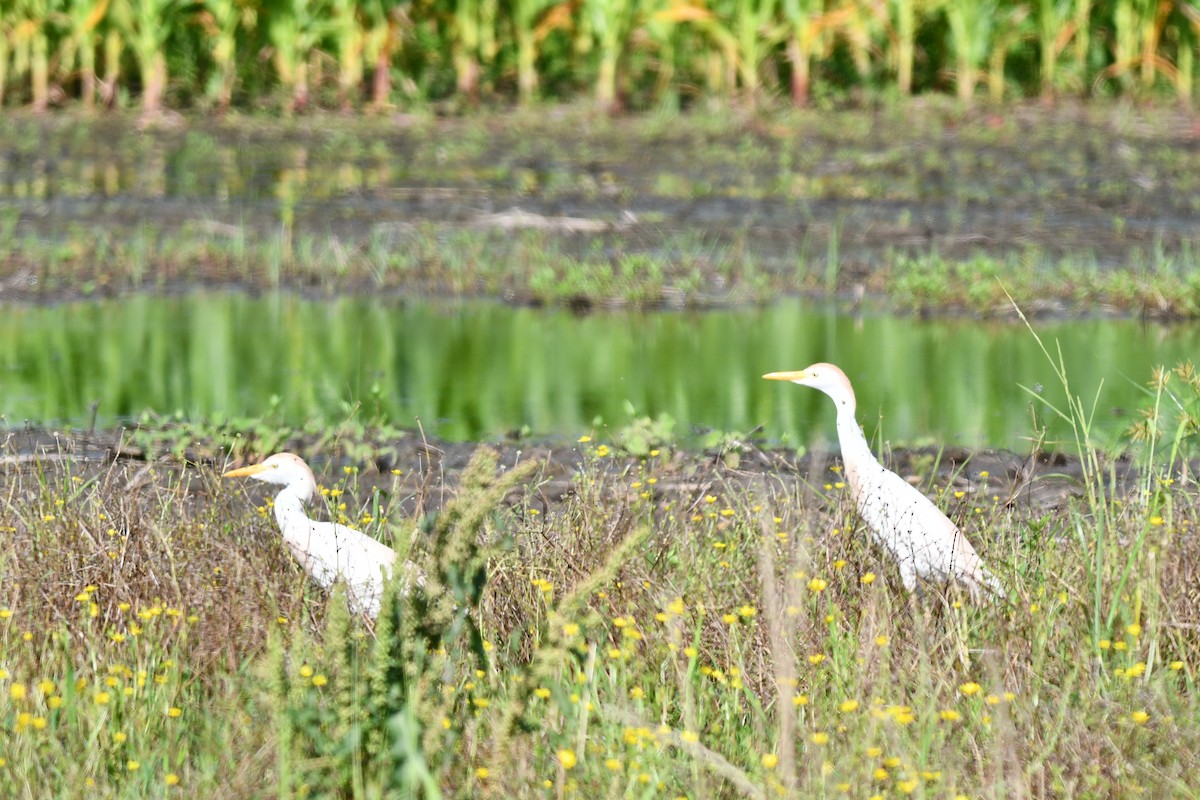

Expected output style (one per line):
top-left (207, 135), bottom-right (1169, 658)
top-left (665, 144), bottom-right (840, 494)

top-left (1181, 2), bottom-right (1200, 104)
top-left (55, 0), bottom-right (108, 108)
top-left (680, 0), bottom-right (780, 98)
top-left (0, 20), bottom-right (7, 107)
top-left (99, 19), bottom-right (122, 105)
top-left (987, 2), bottom-right (1031, 101)
top-left (110, 0), bottom-right (180, 114)
top-left (361, 0), bottom-right (404, 109)
top-left (511, 0), bottom-right (571, 103)
top-left (838, 0), bottom-right (885, 82)
top-left (447, 0), bottom-right (492, 100)
top-left (728, 0), bottom-right (782, 95)
top-left (198, 0), bottom-right (254, 110)
top-left (1034, 0), bottom-right (1074, 96)
top-left (889, 0), bottom-right (917, 92)
top-left (586, 0), bottom-right (639, 108)
top-left (780, 0), bottom-right (827, 105)
top-left (328, 0), bottom-right (366, 108)
top-left (642, 0), bottom-right (700, 106)
top-left (944, 0), bottom-right (1002, 100)
top-left (7, 0), bottom-right (54, 111)
top-left (1069, 0), bottom-right (1091, 86)
top-left (1110, 0), bottom-right (1165, 90)
top-left (267, 0), bottom-right (329, 111)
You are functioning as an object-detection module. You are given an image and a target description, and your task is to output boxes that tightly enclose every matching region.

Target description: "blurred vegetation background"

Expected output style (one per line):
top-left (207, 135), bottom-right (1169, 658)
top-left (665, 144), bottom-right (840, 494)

top-left (0, 0), bottom-right (1197, 114)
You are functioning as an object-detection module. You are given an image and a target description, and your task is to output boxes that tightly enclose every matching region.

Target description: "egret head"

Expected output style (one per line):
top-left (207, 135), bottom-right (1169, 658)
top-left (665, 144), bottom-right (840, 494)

top-left (223, 452), bottom-right (318, 501)
top-left (763, 362), bottom-right (856, 412)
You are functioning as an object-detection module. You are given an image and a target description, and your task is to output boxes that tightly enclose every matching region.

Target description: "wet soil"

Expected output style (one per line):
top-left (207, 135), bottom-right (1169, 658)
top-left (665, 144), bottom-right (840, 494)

top-left (2, 102), bottom-right (1198, 307)
top-left (3, 424), bottom-right (1139, 519)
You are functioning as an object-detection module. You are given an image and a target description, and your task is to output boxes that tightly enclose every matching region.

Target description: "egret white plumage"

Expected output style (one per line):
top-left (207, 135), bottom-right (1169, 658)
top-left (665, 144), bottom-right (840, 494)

top-left (764, 363), bottom-right (1004, 600)
top-left (223, 452), bottom-right (421, 618)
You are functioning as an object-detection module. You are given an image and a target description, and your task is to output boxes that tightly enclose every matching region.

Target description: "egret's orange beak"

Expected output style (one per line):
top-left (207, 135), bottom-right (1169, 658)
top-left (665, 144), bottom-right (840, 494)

top-left (762, 370), bottom-right (810, 381)
top-left (223, 463), bottom-right (271, 478)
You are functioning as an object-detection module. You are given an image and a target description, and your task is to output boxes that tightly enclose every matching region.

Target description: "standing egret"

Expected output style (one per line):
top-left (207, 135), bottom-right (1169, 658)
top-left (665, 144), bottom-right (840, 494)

top-left (764, 364), bottom-right (1004, 599)
top-left (223, 452), bottom-right (420, 618)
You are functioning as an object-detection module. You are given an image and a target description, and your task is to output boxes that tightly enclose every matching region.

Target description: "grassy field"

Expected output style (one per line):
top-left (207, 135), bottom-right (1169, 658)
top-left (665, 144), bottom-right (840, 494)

top-left (1, 376), bottom-right (1198, 798)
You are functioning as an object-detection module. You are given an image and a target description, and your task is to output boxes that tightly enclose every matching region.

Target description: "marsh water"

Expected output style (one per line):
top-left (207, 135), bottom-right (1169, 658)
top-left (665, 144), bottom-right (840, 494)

top-left (9, 293), bottom-right (1194, 449)
top-left (3, 112), bottom-right (1199, 451)
top-left (4, 108), bottom-right (1199, 274)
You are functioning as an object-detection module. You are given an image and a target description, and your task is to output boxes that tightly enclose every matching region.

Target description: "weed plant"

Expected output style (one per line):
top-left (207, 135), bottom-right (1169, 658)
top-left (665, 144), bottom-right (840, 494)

top-left (5, 214), bottom-right (1200, 317)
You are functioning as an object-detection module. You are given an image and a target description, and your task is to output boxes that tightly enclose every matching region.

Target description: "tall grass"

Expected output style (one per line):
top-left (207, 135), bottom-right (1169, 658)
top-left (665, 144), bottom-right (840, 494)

top-left (0, 0), bottom-right (1196, 111)
top-left (0, 403), bottom-right (1197, 796)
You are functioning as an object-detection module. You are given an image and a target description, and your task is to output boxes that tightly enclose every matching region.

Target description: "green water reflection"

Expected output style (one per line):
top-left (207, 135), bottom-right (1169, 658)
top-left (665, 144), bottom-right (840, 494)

top-left (7, 294), bottom-right (1194, 449)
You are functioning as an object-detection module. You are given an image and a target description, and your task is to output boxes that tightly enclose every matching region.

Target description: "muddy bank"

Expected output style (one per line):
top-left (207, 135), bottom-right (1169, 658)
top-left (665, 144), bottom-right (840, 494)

top-left (2, 424), bottom-right (1138, 518)
top-left (1, 104), bottom-right (1199, 314)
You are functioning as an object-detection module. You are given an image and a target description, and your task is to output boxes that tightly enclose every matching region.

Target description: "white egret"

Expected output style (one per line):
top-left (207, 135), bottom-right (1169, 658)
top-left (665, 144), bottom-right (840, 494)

top-left (764, 363), bottom-right (1005, 599)
top-left (223, 452), bottom-right (420, 618)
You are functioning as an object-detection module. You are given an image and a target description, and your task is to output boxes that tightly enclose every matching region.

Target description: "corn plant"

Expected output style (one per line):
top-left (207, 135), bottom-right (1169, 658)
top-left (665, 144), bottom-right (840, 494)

top-left (1179, 4), bottom-right (1199, 104)
top-left (837, 0), bottom-right (885, 83)
top-left (586, 0), bottom-right (640, 108)
top-left (55, 0), bottom-right (109, 109)
top-left (361, 0), bottom-right (404, 108)
top-left (888, 0), bottom-right (916, 93)
top-left (0, 0), bottom-right (1198, 111)
top-left (109, 0), bottom-right (181, 114)
top-left (98, 12), bottom-right (122, 105)
top-left (658, 1), bottom-right (738, 95)
top-left (1123, 0), bottom-right (1171, 90)
top-left (1071, 0), bottom-right (1091, 89)
top-left (679, 0), bottom-right (781, 99)
top-left (266, 0), bottom-right (329, 111)
top-left (944, 0), bottom-right (1002, 100)
top-left (445, 0), bottom-right (497, 100)
top-left (198, 0), bottom-right (255, 110)
top-left (986, 2), bottom-right (1030, 101)
top-left (780, 0), bottom-right (829, 105)
top-left (1107, 0), bottom-right (1152, 90)
top-left (328, 0), bottom-right (366, 108)
top-left (509, 0), bottom-right (572, 103)
top-left (642, 0), bottom-right (703, 106)
top-left (727, 0), bottom-right (783, 95)
top-left (7, 0), bottom-right (55, 111)
top-left (0, 14), bottom-right (8, 106)
top-left (1035, 0), bottom-right (1074, 96)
